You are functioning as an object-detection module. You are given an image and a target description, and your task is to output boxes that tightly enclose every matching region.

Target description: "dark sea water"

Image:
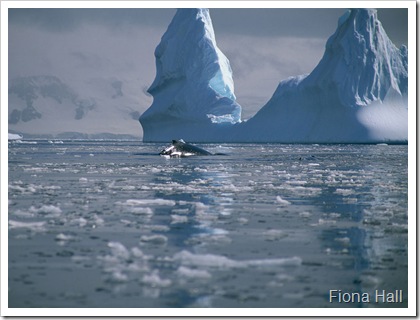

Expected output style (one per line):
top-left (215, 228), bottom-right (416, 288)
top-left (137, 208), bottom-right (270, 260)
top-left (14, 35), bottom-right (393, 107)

top-left (8, 140), bottom-right (408, 309)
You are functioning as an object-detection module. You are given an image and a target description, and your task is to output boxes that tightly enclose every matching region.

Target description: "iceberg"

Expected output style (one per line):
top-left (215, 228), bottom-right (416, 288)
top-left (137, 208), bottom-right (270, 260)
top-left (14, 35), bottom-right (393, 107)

top-left (237, 9), bottom-right (408, 143)
top-left (140, 9), bottom-right (408, 144)
top-left (139, 9), bottom-right (242, 142)
top-left (8, 133), bottom-right (23, 140)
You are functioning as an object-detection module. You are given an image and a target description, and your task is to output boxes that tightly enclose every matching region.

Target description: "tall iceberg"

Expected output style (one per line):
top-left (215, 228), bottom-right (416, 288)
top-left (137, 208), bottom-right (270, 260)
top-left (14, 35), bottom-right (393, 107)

top-left (236, 9), bottom-right (408, 143)
top-left (140, 9), bottom-right (408, 143)
top-left (140, 9), bottom-right (242, 142)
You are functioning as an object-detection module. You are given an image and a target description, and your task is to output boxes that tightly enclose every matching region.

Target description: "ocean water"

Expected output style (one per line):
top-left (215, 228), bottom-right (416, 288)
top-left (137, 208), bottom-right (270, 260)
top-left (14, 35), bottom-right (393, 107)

top-left (8, 140), bottom-right (408, 309)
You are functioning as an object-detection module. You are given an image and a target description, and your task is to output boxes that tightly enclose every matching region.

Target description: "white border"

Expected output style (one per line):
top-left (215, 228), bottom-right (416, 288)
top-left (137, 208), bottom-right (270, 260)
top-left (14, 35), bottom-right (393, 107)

top-left (0, 0), bottom-right (9, 317)
top-left (1, 0), bottom-right (416, 317)
top-left (406, 0), bottom-right (417, 315)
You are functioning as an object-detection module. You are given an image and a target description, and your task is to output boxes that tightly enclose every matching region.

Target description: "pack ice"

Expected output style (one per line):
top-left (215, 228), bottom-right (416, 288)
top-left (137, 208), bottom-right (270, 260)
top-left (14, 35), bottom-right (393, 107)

top-left (140, 9), bottom-right (408, 143)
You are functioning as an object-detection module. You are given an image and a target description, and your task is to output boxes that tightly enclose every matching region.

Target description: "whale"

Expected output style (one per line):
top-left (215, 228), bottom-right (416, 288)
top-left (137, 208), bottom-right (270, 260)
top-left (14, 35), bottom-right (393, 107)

top-left (159, 139), bottom-right (213, 158)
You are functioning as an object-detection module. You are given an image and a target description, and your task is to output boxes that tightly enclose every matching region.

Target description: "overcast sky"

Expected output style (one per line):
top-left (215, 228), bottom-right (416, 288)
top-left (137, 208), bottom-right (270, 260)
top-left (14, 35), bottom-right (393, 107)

top-left (8, 8), bottom-right (408, 43)
top-left (8, 8), bottom-right (408, 120)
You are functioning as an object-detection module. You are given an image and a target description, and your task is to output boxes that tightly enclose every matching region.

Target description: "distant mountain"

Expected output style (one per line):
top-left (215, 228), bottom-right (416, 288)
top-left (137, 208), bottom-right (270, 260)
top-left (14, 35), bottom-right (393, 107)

top-left (8, 75), bottom-right (143, 138)
top-left (9, 75), bottom-right (94, 124)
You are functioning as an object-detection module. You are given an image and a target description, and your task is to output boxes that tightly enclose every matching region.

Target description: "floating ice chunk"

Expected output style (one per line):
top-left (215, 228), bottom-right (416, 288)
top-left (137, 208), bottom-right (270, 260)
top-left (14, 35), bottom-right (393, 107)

top-left (176, 266), bottom-right (211, 279)
top-left (334, 237), bottom-right (351, 246)
top-left (209, 228), bottom-right (228, 236)
top-left (142, 270), bottom-right (172, 287)
top-left (9, 183), bottom-right (38, 194)
top-left (98, 241), bottom-right (153, 284)
top-left (286, 180), bottom-right (307, 186)
top-left (171, 214), bottom-right (188, 224)
top-left (194, 202), bottom-right (209, 214)
top-left (174, 250), bottom-right (239, 268)
top-left (311, 218), bottom-right (337, 226)
top-left (148, 225), bottom-right (170, 232)
top-left (13, 209), bottom-right (35, 218)
top-left (386, 223), bottom-right (408, 233)
top-left (171, 208), bottom-right (190, 214)
top-left (123, 199), bottom-right (176, 206)
top-left (55, 233), bottom-right (74, 241)
top-left (299, 211), bottom-right (312, 218)
top-left (357, 274), bottom-right (382, 288)
top-left (71, 217), bottom-right (88, 227)
top-left (129, 207), bottom-right (153, 215)
top-left (329, 213), bottom-right (341, 219)
top-left (108, 241), bottom-right (130, 260)
top-left (264, 229), bottom-right (288, 241)
top-left (119, 186), bottom-right (136, 191)
top-left (276, 196), bottom-right (291, 205)
top-left (192, 295), bottom-right (213, 308)
top-left (116, 198), bottom-right (176, 215)
top-left (246, 256), bottom-right (302, 267)
top-left (174, 250), bottom-right (302, 269)
top-left (140, 235), bottom-right (168, 245)
top-left (110, 271), bottom-right (128, 283)
top-left (29, 205), bottom-right (62, 216)
top-left (130, 247), bottom-right (145, 258)
top-left (9, 220), bottom-right (46, 231)
top-left (335, 188), bottom-right (355, 196)
top-left (237, 217), bottom-right (248, 224)
top-left (92, 214), bottom-right (105, 227)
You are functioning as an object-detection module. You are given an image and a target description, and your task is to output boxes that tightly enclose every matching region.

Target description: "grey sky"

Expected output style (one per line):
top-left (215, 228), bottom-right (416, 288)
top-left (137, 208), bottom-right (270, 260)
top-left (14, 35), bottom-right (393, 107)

top-left (9, 8), bottom-right (407, 45)
top-left (8, 8), bottom-right (409, 123)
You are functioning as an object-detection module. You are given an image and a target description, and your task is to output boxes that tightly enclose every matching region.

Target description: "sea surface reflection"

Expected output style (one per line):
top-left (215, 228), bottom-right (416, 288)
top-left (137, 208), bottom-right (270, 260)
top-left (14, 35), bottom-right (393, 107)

top-left (8, 140), bottom-right (408, 308)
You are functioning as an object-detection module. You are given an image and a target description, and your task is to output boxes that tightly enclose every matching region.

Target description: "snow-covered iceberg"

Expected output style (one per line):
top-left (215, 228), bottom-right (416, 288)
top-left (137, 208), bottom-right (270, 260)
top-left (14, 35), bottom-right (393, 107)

top-left (237, 9), bottom-right (408, 143)
top-left (140, 9), bottom-right (408, 143)
top-left (140, 9), bottom-right (242, 142)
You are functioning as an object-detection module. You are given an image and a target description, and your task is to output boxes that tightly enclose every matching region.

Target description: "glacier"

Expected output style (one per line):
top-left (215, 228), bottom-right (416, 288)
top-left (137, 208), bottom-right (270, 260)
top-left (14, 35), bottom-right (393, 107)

top-left (139, 9), bottom-right (242, 142)
top-left (140, 8), bottom-right (408, 143)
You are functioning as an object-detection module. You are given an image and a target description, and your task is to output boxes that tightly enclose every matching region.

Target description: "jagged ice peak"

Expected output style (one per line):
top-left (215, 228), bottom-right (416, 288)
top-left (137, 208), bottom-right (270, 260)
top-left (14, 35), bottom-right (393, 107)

top-left (140, 8), bottom-right (407, 143)
top-left (304, 8), bottom-right (408, 107)
top-left (140, 8), bottom-right (242, 141)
